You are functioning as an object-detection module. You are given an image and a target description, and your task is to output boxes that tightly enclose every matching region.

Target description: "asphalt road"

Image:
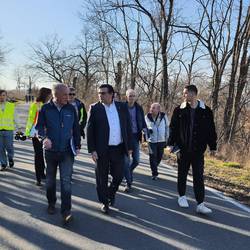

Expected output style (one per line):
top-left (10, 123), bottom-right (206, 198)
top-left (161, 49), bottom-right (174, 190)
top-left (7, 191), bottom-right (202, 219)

top-left (0, 103), bottom-right (249, 249)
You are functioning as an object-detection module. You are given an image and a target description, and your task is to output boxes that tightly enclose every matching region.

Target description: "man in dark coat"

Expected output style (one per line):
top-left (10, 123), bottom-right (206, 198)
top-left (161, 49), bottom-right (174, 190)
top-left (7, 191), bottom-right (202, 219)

top-left (123, 89), bottom-right (147, 192)
top-left (167, 84), bottom-right (217, 214)
top-left (87, 84), bottom-right (133, 214)
top-left (68, 87), bottom-right (87, 139)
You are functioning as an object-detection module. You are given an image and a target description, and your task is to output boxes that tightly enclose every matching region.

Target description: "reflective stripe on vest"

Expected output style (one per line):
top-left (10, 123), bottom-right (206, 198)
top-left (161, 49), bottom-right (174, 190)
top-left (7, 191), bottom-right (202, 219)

top-left (0, 102), bottom-right (15, 130)
top-left (79, 107), bottom-right (84, 123)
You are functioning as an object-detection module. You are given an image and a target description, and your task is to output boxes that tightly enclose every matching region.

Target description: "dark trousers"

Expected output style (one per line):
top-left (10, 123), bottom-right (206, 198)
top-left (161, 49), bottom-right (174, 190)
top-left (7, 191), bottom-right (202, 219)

top-left (148, 142), bottom-right (165, 177)
top-left (32, 137), bottom-right (45, 182)
top-left (177, 151), bottom-right (205, 204)
top-left (45, 150), bottom-right (74, 215)
top-left (95, 144), bottom-right (125, 205)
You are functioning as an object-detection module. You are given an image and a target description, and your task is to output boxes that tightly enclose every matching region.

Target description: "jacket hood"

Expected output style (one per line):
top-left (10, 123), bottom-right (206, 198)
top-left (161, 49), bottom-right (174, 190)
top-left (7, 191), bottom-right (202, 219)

top-left (146, 112), bottom-right (165, 122)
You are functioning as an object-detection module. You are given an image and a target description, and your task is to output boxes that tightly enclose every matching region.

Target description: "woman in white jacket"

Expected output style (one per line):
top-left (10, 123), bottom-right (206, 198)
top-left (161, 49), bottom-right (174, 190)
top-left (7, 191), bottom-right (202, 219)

top-left (145, 103), bottom-right (169, 179)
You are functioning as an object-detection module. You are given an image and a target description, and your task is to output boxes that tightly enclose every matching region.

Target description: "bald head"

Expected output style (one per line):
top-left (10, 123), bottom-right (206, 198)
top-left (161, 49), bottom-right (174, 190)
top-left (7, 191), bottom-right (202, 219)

top-left (150, 103), bottom-right (161, 117)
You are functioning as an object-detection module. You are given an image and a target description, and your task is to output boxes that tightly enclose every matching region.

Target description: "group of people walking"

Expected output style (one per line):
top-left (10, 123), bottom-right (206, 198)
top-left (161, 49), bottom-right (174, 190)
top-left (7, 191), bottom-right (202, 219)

top-left (0, 82), bottom-right (217, 224)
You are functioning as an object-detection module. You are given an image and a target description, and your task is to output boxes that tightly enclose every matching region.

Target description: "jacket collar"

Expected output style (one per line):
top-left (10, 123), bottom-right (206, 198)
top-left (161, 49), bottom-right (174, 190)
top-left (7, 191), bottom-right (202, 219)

top-left (180, 100), bottom-right (205, 109)
top-left (147, 112), bottom-right (165, 122)
top-left (126, 101), bottom-right (138, 108)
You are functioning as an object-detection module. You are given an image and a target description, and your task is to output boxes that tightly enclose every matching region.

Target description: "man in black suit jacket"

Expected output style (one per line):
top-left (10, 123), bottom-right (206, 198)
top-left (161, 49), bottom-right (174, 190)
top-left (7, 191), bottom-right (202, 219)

top-left (87, 84), bottom-right (133, 214)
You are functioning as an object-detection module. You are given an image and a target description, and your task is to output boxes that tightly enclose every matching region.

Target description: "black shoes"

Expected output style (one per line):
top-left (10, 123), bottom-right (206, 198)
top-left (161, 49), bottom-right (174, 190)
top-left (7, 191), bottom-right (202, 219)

top-left (0, 164), bottom-right (7, 171)
top-left (9, 159), bottom-right (14, 168)
top-left (101, 204), bottom-right (109, 214)
top-left (47, 204), bottom-right (55, 215)
top-left (47, 206), bottom-right (73, 225)
top-left (0, 160), bottom-right (14, 171)
top-left (152, 175), bottom-right (158, 180)
top-left (36, 181), bottom-right (42, 186)
top-left (1, 160), bottom-right (14, 171)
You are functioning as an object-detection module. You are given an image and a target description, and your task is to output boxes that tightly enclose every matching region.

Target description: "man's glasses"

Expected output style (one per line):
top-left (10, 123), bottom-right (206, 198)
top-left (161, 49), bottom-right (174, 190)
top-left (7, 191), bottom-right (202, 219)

top-left (69, 93), bottom-right (75, 96)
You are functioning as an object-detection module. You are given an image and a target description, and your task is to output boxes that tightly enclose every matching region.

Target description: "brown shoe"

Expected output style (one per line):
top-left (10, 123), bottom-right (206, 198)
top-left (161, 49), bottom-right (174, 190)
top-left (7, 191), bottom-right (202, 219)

top-left (47, 204), bottom-right (55, 215)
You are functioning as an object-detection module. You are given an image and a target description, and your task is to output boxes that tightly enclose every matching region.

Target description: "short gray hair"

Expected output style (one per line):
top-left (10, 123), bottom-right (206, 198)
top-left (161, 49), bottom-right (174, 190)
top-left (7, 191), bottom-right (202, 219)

top-left (126, 89), bottom-right (136, 97)
top-left (52, 83), bottom-right (68, 95)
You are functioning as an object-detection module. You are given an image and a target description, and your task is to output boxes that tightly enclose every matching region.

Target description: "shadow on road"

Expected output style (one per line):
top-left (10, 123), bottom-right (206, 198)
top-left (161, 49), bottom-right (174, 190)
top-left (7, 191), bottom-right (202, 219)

top-left (0, 141), bottom-right (249, 249)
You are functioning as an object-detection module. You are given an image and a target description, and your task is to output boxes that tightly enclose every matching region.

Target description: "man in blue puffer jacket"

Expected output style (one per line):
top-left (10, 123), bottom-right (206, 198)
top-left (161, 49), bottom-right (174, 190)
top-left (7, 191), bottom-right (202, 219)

top-left (36, 83), bottom-right (81, 224)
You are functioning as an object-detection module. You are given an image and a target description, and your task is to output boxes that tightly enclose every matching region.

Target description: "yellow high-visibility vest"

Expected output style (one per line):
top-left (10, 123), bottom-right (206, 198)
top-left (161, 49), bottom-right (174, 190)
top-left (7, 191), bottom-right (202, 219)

top-left (25, 102), bottom-right (42, 136)
top-left (0, 102), bottom-right (15, 130)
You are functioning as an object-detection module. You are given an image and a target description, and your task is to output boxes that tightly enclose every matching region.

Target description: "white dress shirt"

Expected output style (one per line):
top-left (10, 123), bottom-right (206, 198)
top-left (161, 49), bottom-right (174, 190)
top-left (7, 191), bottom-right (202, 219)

top-left (103, 101), bottom-right (122, 145)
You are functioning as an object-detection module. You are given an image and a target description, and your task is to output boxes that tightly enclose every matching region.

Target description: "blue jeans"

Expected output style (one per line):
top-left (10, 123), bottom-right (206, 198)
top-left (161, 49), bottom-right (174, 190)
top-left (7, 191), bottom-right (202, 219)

top-left (45, 150), bottom-right (74, 215)
top-left (124, 135), bottom-right (140, 186)
top-left (0, 130), bottom-right (14, 165)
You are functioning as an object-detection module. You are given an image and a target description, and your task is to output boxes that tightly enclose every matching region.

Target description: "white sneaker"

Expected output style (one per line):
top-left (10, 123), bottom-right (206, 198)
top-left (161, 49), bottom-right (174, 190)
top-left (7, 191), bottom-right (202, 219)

top-left (178, 196), bottom-right (189, 208)
top-left (196, 202), bottom-right (212, 214)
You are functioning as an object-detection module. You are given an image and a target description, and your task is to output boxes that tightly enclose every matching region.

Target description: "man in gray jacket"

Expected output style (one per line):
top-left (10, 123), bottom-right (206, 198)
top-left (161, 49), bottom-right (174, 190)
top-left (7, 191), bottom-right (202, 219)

top-left (145, 103), bottom-right (169, 179)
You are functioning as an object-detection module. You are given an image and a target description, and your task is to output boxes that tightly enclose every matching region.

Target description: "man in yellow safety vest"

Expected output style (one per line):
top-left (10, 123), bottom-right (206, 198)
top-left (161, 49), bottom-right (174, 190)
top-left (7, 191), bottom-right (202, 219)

top-left (0, 89), bottom-right (20, 171)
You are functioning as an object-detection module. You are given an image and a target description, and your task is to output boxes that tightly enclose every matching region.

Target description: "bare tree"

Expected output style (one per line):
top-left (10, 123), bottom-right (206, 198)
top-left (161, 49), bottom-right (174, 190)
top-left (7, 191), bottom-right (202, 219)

top-left (14, 66), bottom-right (39, 94)
top-left (29, 35), bottom-right (74, 84)
top-left (14, 68), bottom-right (26, 92)
top-left (0, 35), bottom-right (7, 66)
top-left (229, 15), bottom-right (250, 142)
top-left (137, 21), bottom-right (161, 104)
top-left (223, 4), bottom-right (250, 143)
top-left (73, 30), bottom-right (101, 95)
top-left (174, 0), bottom-right (236, 113)
top-left (84, 0), bottom-right (142, 89)
top-left (107, 0), bottom-right (174, 108)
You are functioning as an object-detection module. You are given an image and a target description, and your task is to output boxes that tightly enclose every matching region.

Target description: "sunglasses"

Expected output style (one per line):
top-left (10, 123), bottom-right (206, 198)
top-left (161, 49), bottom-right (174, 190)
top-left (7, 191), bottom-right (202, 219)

top-left (69, 93), bottom-right (76, 96)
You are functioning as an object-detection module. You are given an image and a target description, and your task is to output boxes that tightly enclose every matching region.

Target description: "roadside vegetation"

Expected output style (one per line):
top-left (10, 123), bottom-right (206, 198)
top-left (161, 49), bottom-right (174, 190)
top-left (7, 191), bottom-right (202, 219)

top-left (162, 149), bottom-right (250, 206)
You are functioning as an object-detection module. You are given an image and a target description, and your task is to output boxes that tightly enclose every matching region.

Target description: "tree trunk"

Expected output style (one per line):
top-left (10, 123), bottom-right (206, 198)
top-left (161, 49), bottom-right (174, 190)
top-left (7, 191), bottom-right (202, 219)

top-left (115, 61), bottom-right (122, 91)
top-left (229, 53), bottom-right (250, 142)
top-left (162, 47), bottom-right (169, 110)
top-left (211, 69), bottom-right (221, 112)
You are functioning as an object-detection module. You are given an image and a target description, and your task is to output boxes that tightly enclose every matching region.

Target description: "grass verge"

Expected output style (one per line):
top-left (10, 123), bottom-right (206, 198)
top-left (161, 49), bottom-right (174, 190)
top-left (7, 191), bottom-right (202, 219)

top-left (142, 143), bottom-right (250, 206)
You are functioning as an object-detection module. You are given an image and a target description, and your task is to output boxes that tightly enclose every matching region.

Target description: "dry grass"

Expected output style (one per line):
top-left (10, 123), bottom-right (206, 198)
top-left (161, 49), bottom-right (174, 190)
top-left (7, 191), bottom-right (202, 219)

top-left (204, 156), bottom-right (250, 205)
